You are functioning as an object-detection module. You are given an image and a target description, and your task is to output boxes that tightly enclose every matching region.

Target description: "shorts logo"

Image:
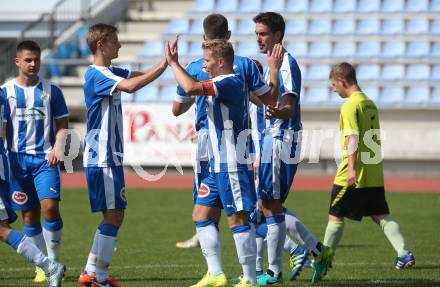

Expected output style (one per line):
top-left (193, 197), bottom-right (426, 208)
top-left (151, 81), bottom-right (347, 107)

top-left (198, 184), bottom-right (210, 198)
top-left (12, 191), bottom-right (28, 205)
top-left (120, 187), bottom-right (127, 202)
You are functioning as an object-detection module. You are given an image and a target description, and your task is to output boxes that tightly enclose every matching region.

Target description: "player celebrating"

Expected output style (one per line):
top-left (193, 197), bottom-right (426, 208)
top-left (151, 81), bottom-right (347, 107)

top-left (2, 40), bottom-right (68, 283)
top-left (172, 14), bottom-right (280, 287)
top-left (79, 23), bottom-right (168, 287)
top-left (0, 89), bottom-right (65, 287)
top-left (253, 12), bottom-right (333, 284)
top-left (323, 62), bottom-right (415, 269)
top-left (166, 38), bottom-right (283, 287)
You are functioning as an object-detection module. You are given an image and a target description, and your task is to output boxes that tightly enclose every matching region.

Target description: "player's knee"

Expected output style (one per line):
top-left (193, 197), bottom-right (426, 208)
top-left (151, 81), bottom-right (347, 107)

top-left (22, 208), bottom-right (41, 225)
top-left (227, 211), bottom-right (248, 228)
top-left (40, 200), bottom-right (60, 220)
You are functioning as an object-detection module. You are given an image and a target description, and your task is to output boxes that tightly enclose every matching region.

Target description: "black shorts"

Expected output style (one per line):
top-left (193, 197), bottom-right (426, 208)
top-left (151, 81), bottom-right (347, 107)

top-left (328, 184), bottom-right (390, 221)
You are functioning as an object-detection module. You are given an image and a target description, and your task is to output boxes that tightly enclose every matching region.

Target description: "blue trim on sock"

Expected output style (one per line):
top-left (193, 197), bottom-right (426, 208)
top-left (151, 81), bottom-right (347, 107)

top-left (43, 217), bottom-right (63, 231)
top-left (255, 223), bottom-right (268, 238)
top-left (23, 224), bottom-right (42, 236)
top-left (194, 219), bottom-right (215, 228)
top-left (266, 214), bottom-right (285, 224)
top-left (98, 223), bottom-right (119, 237)
top-left (231, 224), bottom-right (250, 234)
top-left (6, 229), bottom-right (24, 250)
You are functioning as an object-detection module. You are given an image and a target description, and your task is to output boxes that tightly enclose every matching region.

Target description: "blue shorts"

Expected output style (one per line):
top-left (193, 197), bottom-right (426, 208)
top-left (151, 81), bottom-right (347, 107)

top-left (8, 153), bottom-right (61, 211)
top-left (257, 136), bottom-right (298, 203)
top-left (216, 170), bottom-right (256, 216)
top-left (193, 161), bottom-right (222, 208)
top-left (85, 166), bottom-right (127, 212)
top-left (0, 179), bottom-right (17, 223)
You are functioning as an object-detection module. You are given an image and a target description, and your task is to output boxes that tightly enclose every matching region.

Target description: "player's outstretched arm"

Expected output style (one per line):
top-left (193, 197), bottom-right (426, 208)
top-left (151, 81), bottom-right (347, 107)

top-left (172, 97), bottom-right (195, 116)
top-left (48, 117), bottom-right (68, 167)
top-left (258, 44), bottom-right (283, 106)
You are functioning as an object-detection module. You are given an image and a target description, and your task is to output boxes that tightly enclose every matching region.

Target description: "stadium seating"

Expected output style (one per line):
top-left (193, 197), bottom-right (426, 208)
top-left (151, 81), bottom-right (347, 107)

top-left (309, 42), bottom-right (332, 58)
top-left (286, 19), bottom-right (308, 35)
top-left (333, 0), bottom-right (356, 12)
top-left (362, 87), bottom-right (380, 102)
top-left (405, 87), bottom-right (430, 104)
top-left (357, 41), bottom-right (381, 58)
top-left (286, 0), bottom-right (308, 12)
top-left (305, 87), bottom-right (329, 104)
top-left (263, 0), bottom-right (285, 12)
top-left (239, 0), bottom-right (261, 13)
top-left (135, 86), bottom-right (160, 102)
top-left (333, 42), bottom-right (356, 58)
top-left (406, 64), bottom-right (430, 80)
top-left (358, 0), bottom-right (380, 12)
top-left (357, 64), bottom-right (381, 81)
top-left (333, 19), bottom-right (356, 35)
top-left (286, 41), bottom-right (308, 57)
top-left (357, 19), bottom-right (380, 35)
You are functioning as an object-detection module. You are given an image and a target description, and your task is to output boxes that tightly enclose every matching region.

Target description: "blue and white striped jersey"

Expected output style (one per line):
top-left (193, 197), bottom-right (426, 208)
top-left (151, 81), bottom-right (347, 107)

top-left (203, 74), bottom-right (251, 172)
top-left (83, 65), bottom-right (130, 167)
top-left (2, 78), bottom-right (69, 156)
top-left (0, 90), bottom-right (9, 181)
top-left (263, 52), bottom-right (302, 139)
top-left (249, 102), bottom-right (265, 157)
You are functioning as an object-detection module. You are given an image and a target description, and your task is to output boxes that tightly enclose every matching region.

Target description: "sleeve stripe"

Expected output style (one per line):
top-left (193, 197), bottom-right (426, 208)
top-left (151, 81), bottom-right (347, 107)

top-left (253, 84), bottom-right (271, 97)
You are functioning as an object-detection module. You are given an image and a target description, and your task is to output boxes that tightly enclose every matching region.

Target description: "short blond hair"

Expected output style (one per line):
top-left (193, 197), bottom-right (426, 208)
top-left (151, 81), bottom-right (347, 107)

top-left (330, 62), bottom-right (358, 85)
top-left (202, 39), bottom-right (234, 65)
top-left (87, 23), bottom-right (118, 54)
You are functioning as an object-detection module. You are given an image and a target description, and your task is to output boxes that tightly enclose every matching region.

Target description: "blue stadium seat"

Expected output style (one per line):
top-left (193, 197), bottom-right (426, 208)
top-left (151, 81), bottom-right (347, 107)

top-left (431, 19), bottom-right (440, 34)
top-left (432, 88), bottom-right (440, 103)
top-left (406, 41), bottom-right (430, 58)
top-left (159, 67), bottom-right (175, 81)
top-left (135, 86), bottom-right (160, 102)
top-left (138, 40), bottom-right (163, 58)
top-left (333, 19), bottom-right (356, 35)
top-left (190, 0), bottom-right (215, 12)
top-left (286, 19), bottom-right (308, 35)
top-left (286, 0), bottom-right (308, 12)
top-left (405, 87), bottom-right (430, 104)
top-left (333, 42), bottom-right (356, 58)
top-left (357, 64), bottom-right (381, 81)
top-left (382, 41), bottom-right (405, 58)
top-left (357, 19), bottom-right (380, 35)
top-left (237, 41), bottom-right (259, 57)
top-left (189, 19), bottom-right (204, 35)
top-left (237, 19), bottom-right (255, 35)
top-left (406, 0), bottom-right (428, 11)
top-left (358, 0), bottom-right (380, 12)
top-left (121, 92), bottom-right (133, 103)
top-left (228, 19), bottom-right (237, 33)
top-left (309, 42), bottom-right (332, 58)
top-left (158, 86), bottom-right (178, 102)
top-left (263, 0), bottom-right (285, 11)
top-left (382, 19), bottom-right (404, 35)
top-left (309, 19), bottom-right (332, 35)
top-left (382, 64), bottom-right (405, 80)
top-left (432, 65), bottom-right (440, 80)
top-left (406, 64), bottom-right (430, 80)
top-left (308, 64), bottom-right (331, 80)
top-left (333, 0), bottom-right (356, 12)
top-left (305, 87), bottom-right (329, 104)
top-left (362, 87), bottom-right (380, 102)
top-left (357, 41), bottom-right (381, 58)
top-left (310, 0), bottom-right (332, 12)
top-left (166, 19), bottom-right (190, 34)
top-left (188, 41), bottom-right (203, 58)
top-left (431, 0), bottom-right (440, 11)
top-left (433, 42), bottom-right (440, 57)
top-left (286, 41), bottom-right (308, 57)
top-left (329, 92), bottom-right (345, 105)
top-left (406, 19), bottom-right (429, 35)
top-left (216, 0), bottom-right (238, 13)
top-left (239, 0), bottom-right (262, 12)
top-left (140, 64), bottom-right (153, 71)
top-left (298, 64), bottom-right (307, 78)
top-left (380, 87), bottom-right (405, 105)
top-left (176, 40), bottom-right (189, 57)
top-left (383, 0), bottom-right (404, 12)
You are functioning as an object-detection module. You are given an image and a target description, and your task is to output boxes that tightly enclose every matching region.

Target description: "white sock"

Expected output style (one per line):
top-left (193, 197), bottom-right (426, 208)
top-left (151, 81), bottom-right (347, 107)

top-left (29, 232), bottom-right (46, 255)
top-left (283, 236), bottom-right (298, 255)
top-left (95, 233), bottom-right (117, 282)
top-left (43, 228), bottom-right (62, 261)
top-left (255, 236), bottom-right (265, 273)
top-left (233, 229), bottom-right (257, 284)
top-left (196, 223), bottom-right (223, 276)
top-left (17, 236), bottom-right (50, 271)
top-left (266, 219), bottom-right (286, 275)
top-left (85, 229), bottom-right (100, 274)
top-left (285, 210), bottom-right (319, 254)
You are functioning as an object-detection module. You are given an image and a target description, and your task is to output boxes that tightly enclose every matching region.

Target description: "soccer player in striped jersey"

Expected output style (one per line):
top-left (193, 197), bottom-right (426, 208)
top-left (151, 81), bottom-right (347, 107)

top-left (0, 89), bottom-right (65, 287)
top-left (253, 12), bottom-right (334, 284)
top-left (79, 24), bottom-right (168, 287)
top-left (1, 40), bottom-right (68, 283)
top-left (166, 38), bottom-right (283, 287)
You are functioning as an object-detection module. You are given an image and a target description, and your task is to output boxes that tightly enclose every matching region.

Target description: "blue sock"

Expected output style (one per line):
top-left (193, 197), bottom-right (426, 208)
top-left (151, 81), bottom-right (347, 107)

top-left (6, 229), bottom-right (24, 250)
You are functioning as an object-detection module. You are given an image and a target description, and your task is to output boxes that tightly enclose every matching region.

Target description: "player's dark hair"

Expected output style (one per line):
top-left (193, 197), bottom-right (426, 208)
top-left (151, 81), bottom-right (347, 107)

top-left (16, 40), bottom-right (41, 55)
top-left (253, 12), bottom-right (285, 41)
top-left (202, 39), bottom-right (234, 65)
top-left (203, 14), bottom-right (229, 40)
top-left (87, 23), bottom-right (118, 54)
top-left (251, 58), bottom-right (263, 76)
top-left (330, 62), bottom-right (358, 85)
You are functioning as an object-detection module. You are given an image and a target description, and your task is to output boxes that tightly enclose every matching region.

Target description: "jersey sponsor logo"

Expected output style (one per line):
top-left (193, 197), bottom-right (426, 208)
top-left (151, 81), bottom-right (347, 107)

top-left (16, 107), bottom-right (46, 121)
top-left (12, 191), bottom-right (28, 205)
top-left (40, 91), bottom-right (48, 101)
top-left (120, 187), bottom-right (127, 202)
top-left (197, 183), bottom-right (210, 198)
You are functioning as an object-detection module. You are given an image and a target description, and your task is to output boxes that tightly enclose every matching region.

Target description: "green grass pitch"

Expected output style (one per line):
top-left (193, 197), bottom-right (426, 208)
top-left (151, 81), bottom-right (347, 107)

top-left (0, 188), bottom-right (439, 286)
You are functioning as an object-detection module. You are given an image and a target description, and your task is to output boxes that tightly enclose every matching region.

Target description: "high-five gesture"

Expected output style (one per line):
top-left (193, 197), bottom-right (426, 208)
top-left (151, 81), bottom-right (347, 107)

top-left (165, 35), bottom-right (179, 65)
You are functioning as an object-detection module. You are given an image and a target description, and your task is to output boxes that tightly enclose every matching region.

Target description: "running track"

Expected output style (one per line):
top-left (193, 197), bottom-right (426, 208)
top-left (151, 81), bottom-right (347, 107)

top-left (63, 172), bottom-right (440, 192)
